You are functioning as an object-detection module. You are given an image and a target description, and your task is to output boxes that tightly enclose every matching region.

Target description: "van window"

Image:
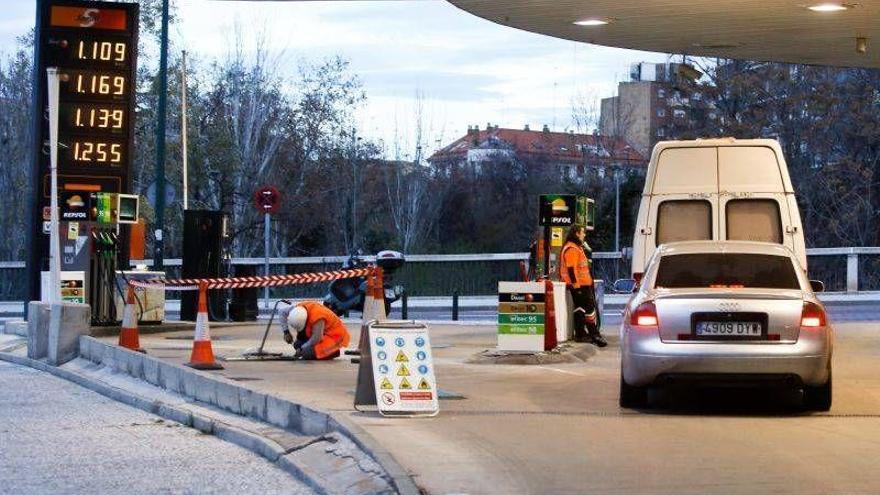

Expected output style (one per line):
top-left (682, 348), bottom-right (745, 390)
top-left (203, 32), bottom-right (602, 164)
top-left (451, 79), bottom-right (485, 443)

top-left (726, 199), bottom-right (782, 243)
top-left (656, 200), bottom-right (712, 246)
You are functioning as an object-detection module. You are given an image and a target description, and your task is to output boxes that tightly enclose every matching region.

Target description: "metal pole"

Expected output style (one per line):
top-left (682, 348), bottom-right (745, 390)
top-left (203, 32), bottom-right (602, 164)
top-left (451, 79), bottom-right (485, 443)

top-left (614, 168), bottom-right (621, 254)
top-left (350, 129), bottom-right (358, 250)
top-left (264, 211), bottom-right (270, 309)
top-left (614, 169), bottom-right (621, 281)
top-left (26, 0), bottom-right (45, 310)
top-left (181, 50), bottom-right (188, 211)
top-left (452, 290), bottom-right (459, 321)
top-left (153, 0), bottom-right (170, 270)
top-left (46, 67), bottom-right (61, 304)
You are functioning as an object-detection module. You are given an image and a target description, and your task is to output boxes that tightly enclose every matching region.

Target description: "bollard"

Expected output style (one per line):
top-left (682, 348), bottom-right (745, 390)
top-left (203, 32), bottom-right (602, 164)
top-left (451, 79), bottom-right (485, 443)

top-left (452, 290), bottom-right (459, 321)
top-left (401, 291), bottom-right (408, 320)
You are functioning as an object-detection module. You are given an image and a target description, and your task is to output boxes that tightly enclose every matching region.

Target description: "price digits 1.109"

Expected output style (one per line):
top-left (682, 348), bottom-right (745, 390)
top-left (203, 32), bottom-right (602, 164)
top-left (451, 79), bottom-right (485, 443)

top-left (76, 41), bottom-right (126, 62)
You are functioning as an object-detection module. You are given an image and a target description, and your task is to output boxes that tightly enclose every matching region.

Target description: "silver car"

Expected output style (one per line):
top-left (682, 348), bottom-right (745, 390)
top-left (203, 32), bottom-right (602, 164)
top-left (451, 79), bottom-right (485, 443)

top-left (618, 241), bottom-right (833, 410)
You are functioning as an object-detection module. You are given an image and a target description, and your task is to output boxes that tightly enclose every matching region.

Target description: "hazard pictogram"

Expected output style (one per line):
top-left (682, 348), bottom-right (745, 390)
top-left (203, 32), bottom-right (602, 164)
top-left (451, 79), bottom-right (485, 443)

top-left (395, 350), bottom-right (409, 363)
top-left (399, 377), bottom-right (412, 389)
top-left (397, 364), bottom-right (410, 376)
top-left (380, 377), bottom-right (393, 390)
top-left (418, 378), bottom-right (431, 390)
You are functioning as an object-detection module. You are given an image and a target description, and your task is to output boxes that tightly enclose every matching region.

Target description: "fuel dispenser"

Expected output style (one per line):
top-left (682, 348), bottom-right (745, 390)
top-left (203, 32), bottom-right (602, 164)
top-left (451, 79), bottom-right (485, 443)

top-left (536, 195), bottom-right (595, 279)
top-left (43, 192), bottom-right (140, 325)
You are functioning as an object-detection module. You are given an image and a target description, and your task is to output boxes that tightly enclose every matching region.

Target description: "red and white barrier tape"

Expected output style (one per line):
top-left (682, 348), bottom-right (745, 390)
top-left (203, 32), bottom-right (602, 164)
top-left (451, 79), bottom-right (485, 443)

top-left (128, 267), bottom-right (376, 291)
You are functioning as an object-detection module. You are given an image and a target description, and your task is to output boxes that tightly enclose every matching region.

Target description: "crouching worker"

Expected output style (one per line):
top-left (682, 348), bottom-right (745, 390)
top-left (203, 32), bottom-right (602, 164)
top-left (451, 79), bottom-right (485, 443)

top-left (280, 301), bottom-right (350, 360)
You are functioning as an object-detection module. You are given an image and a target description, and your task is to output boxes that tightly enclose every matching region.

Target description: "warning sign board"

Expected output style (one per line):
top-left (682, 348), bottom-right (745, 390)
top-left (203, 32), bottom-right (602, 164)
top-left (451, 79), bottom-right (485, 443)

top-left (368, 321), bottom-right (439, 416)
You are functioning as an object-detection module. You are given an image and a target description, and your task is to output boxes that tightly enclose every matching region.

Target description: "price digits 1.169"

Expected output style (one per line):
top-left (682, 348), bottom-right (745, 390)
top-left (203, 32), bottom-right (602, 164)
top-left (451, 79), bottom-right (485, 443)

top-left (71, 72), bottom-right (126, 96)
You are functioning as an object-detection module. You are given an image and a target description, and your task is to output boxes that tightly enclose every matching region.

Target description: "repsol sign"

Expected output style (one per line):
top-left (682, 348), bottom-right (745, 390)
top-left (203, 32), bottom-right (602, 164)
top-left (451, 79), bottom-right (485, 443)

top-left (539, 194), bottom-right (577, 227)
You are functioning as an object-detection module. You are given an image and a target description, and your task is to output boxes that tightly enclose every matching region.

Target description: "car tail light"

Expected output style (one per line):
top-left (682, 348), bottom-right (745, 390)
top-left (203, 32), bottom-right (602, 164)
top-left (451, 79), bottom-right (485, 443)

top-left (633, 272), bottom-right (644, 285)
top-left (630, 301), bottom-right (658, 327)
top-left (800, 301), bottom-right (827, 328)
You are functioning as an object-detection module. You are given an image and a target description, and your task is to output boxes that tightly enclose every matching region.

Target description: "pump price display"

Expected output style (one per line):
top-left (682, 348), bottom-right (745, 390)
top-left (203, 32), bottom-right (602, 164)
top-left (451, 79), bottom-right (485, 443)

top-left (67, 140), bottom-right (125, 166)
top-left (61, 103), bottom-right (127, 133)
top-left (61, 69), bottom-right (127, 98)
top-left (72, 38), bottom-right (128, 64)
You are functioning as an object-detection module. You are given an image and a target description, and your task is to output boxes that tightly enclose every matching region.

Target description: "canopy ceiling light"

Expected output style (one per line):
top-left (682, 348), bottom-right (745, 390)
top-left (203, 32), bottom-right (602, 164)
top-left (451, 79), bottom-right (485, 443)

top-left (573, 18), bottom-right (611, 26)
top-left (807, 3), bottom-right (855, 12)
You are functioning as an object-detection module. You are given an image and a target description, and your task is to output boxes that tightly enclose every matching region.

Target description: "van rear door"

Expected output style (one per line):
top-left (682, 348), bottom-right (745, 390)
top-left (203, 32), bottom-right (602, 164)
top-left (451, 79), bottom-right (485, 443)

top-left (641, 147), bottom-right (718, 264)
top-left (717, 147), bottom-right (795, 255)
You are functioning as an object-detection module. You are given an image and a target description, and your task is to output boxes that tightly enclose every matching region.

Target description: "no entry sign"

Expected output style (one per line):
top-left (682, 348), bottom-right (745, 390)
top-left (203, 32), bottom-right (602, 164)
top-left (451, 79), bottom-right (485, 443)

top-left (254, 186), bottom-right (281, 214)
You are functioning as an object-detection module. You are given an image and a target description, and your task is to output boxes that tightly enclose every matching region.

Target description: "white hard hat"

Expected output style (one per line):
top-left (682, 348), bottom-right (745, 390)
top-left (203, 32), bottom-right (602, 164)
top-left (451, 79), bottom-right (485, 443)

top-left (287, 306), bottom-right (308, 332)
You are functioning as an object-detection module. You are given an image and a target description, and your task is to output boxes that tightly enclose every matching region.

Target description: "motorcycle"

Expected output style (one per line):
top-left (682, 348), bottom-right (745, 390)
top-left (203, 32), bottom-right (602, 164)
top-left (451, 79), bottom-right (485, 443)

top-left (323, 250), bottom-right (405, 317)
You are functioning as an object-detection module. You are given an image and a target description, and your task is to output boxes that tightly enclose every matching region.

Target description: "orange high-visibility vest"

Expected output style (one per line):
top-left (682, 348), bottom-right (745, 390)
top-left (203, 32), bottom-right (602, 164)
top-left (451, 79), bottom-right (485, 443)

top-left (560, 241), bottom-right (593, 287)
top-left (298, 301), bottom-right (350, 359)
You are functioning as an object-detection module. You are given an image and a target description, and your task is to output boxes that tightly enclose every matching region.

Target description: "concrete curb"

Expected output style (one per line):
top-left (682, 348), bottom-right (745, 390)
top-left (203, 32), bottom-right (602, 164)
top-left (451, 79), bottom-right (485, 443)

top-left (0, 342), bottom-right (420, 495)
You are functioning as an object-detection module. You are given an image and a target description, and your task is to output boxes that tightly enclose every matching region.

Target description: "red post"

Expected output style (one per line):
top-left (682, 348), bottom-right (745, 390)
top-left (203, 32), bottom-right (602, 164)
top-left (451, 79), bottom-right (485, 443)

top-left (544, 279), bottom-right (557, 351)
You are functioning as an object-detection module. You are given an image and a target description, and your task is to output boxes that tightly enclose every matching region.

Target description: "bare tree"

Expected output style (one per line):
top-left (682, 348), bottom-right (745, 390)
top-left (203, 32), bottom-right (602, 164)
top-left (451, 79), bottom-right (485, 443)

top-left (0, 42), bottom-right (33, 263)
top-left (383, 91), bottom-right (442, 253)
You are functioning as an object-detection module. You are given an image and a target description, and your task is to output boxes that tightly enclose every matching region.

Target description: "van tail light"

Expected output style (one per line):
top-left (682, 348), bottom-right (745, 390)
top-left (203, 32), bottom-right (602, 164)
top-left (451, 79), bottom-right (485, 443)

top-left (631, 301), bottom-right (659, 327)
top-left (800, 301), bottom-right (827, 328)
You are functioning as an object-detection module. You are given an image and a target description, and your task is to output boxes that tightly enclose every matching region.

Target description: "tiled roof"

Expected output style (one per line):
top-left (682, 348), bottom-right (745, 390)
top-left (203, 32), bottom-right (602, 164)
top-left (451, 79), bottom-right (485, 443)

top-left (429, 127), bottom-right (647, 165)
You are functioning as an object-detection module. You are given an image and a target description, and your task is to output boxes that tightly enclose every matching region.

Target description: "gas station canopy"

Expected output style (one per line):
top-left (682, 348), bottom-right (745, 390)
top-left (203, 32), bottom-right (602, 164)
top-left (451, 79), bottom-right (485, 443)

top-left (447, 1), bottom-right (880, 69)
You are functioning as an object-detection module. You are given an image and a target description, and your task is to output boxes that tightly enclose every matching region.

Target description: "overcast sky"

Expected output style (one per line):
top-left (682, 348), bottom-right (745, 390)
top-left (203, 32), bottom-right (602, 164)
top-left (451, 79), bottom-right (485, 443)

top-left (1, 0), bottom-right (670, 157)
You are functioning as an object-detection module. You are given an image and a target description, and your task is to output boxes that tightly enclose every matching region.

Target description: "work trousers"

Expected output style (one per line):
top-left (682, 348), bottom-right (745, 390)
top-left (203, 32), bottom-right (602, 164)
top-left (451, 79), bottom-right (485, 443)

top-left (569, 286), bottom-right (599, 339)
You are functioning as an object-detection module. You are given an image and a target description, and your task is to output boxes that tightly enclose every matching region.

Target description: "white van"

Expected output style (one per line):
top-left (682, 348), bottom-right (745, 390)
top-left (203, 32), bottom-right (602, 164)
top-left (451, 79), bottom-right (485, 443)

top-left (631, 138), bottom-right (806, 278)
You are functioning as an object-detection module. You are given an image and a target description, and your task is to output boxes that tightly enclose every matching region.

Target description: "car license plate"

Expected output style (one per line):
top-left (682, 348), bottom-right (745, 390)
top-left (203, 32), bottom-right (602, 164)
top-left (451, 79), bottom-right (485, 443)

top-left (695, 321), bottom-right (762, 337)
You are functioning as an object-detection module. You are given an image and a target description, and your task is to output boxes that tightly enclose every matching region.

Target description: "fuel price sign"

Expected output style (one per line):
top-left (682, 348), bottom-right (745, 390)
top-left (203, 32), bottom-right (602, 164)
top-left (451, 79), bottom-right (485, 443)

top-left (30, 0), bottom-right (139, 298)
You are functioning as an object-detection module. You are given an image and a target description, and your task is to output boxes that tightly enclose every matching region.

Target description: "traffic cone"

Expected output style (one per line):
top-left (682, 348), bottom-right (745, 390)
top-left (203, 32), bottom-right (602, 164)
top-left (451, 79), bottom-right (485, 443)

top-left (118, 285), bottom-right (144, 353)
top-left (186, 282), bottom-right (224, 370)
top-left (362, 267), bottom-right (387, 322)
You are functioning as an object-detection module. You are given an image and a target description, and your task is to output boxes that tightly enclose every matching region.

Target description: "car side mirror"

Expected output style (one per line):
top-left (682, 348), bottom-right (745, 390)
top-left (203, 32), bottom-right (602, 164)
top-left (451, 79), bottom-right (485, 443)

top-left (809, 280), bottom-right (825, 293)
top-left (614, 278), bottom-right (637, 294)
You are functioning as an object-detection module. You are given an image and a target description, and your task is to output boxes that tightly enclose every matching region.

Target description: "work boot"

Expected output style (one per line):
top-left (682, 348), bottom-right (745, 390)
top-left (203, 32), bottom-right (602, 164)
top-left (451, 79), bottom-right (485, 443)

top-left (591, 335), bottom-right (608, 348)
top-left (573, 334), bottom-right (591, 343)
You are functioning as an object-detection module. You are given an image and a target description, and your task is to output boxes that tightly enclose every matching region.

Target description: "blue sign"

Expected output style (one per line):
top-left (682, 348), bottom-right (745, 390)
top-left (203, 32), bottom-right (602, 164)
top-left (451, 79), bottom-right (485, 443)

top-left (418, 365), bottom-right (429, 375)
top-left (416, 351), bottom-right (427, 361)
top-left (377, 351), bottom-right (387, 361)
top-left (375, 337), bottom-right (385, 347)
top-left (415, 337), bottom-right (425, 347)
top-left (379, 364), bottom-right (389, 374)
top-left (395, 337), bottom-right (406, 347)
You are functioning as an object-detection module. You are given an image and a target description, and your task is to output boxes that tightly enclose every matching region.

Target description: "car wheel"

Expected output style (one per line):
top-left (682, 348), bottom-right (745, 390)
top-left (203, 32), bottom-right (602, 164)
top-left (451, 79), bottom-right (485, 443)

top-left (803, 371), bottom-right (832, 412)
top-left (619, 374), bottom-right (648, 408)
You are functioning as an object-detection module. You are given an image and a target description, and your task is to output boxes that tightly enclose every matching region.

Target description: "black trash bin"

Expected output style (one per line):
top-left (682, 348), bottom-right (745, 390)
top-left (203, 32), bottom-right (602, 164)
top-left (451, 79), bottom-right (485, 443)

top-left (229, 264), bottom-right (259, 321)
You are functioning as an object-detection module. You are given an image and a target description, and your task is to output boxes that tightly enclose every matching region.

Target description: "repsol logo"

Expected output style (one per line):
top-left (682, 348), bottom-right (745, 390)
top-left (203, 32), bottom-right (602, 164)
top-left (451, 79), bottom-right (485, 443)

top-left (551, 217), bottom-right (572, 225)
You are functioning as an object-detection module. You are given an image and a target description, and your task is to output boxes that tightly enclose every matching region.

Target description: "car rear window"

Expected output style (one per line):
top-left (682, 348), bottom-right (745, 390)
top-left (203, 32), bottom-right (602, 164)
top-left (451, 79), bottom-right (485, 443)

top-left (654, 253), bottom-right (800, 289)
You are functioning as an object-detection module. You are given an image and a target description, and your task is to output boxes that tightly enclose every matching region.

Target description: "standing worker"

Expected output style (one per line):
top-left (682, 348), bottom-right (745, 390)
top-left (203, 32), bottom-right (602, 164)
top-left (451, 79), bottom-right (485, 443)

top-left (560, 225), bottom-right (607, 347)
top-left (279, 301), bottom-right (351, 360)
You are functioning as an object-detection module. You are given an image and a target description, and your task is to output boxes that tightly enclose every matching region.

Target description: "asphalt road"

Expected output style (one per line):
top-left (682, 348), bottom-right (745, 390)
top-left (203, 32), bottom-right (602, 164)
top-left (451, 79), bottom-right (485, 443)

top-left (0, 361), bottom-right (314, 495)
top-left (112, 315), bottom-right (880, 495)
